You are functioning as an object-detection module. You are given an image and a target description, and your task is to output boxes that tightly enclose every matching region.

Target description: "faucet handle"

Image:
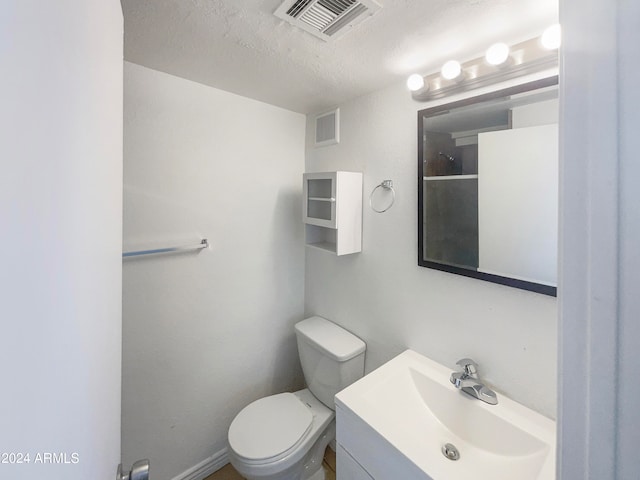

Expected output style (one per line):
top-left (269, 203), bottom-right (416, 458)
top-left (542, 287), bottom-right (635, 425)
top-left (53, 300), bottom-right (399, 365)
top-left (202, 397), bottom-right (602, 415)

top-left (455, 358), bottom-right (478, 376)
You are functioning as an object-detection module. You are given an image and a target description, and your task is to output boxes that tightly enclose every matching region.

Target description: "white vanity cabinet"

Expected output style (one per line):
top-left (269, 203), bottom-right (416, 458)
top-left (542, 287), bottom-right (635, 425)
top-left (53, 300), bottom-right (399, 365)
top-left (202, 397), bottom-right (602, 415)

top-left (336, 444), bottom-right (373, 480)
top-left (303, 171), bottom-right (362, 255)
top-left (335, 403), bottom-right (428, 479)
top-left (335, 350), bottom-right (556, 480)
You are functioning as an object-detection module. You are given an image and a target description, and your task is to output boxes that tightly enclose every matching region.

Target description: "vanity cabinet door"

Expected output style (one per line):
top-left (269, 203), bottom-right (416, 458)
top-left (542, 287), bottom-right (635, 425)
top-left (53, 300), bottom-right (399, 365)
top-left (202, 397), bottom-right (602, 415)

top-left (336, 444), bottom-right (374, 480)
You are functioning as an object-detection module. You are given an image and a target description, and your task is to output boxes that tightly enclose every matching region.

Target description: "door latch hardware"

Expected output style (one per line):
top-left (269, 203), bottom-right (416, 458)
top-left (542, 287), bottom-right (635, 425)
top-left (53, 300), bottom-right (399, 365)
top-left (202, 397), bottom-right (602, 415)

top-left (117, 459), bottom-right (150, 480)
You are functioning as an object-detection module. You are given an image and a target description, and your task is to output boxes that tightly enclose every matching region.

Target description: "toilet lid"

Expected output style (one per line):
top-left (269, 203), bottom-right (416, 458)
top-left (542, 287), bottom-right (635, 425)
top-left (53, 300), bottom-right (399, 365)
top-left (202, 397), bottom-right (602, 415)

top-left (228, 392), bottom-right (313, 463)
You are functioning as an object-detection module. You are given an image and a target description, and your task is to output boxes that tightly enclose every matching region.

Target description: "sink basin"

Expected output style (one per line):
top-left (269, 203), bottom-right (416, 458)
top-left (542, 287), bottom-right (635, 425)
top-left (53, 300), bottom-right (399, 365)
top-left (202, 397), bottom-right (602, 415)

top-left (335, 350), bottom-right (555, 480)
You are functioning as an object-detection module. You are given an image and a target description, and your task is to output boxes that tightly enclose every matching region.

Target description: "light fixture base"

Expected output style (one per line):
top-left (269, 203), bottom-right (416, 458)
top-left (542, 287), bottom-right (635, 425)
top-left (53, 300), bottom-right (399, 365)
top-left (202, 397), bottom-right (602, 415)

top-left (412, 36), bottom-right (558, 102)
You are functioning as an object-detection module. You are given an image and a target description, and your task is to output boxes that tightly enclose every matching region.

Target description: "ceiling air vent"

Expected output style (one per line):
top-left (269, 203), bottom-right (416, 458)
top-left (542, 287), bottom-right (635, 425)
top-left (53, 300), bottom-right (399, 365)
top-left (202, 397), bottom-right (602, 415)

top-left (275, 0), bottom-right (382, 41)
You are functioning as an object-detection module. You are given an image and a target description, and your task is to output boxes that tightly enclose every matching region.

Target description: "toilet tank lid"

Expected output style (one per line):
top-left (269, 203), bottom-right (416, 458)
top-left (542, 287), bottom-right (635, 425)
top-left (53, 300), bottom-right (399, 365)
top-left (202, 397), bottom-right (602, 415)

top-left (295, 316), bottom-right (366, 362)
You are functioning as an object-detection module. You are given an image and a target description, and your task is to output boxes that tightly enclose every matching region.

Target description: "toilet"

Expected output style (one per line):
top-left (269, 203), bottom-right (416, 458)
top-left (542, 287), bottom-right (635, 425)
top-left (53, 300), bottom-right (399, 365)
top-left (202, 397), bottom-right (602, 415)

top-left (228, 316), bottom-right (366, 480)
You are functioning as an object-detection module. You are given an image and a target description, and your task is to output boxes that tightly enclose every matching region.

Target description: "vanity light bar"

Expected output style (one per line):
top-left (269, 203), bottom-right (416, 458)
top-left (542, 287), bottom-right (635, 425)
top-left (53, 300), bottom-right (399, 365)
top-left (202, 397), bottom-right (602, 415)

top-left (409, 25), bottom-right (560, 101)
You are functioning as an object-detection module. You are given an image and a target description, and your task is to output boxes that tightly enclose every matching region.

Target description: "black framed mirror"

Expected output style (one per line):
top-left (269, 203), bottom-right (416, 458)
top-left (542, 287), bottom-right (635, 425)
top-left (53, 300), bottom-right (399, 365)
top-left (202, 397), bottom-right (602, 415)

top-left (417, 77), bottom-right (559, 296)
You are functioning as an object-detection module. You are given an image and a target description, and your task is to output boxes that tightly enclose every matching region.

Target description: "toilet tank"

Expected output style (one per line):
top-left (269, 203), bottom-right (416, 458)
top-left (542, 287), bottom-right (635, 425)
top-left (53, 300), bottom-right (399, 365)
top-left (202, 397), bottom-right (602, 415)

top-left (295, 316), bottom-right (366, 409)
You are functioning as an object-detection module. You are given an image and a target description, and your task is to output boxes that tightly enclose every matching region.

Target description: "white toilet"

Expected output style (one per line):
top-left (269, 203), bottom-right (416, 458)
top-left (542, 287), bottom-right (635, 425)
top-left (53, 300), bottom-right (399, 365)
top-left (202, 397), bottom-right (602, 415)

top-left (228, 316), bottom-right (366, 480)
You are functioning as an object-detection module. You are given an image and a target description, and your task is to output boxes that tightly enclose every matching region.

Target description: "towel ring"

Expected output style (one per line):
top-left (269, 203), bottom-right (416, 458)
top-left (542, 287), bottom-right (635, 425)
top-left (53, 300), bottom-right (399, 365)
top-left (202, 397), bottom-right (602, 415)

top-left (369, 180), bottom-right (395, 213)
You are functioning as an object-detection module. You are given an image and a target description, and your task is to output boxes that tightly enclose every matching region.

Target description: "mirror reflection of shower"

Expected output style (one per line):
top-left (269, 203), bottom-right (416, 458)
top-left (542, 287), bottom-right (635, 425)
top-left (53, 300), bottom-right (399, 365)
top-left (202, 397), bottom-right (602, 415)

top-left (418, 79), bottom-right (559, 296)
top-left (438, 152), bottom-right (455, 163)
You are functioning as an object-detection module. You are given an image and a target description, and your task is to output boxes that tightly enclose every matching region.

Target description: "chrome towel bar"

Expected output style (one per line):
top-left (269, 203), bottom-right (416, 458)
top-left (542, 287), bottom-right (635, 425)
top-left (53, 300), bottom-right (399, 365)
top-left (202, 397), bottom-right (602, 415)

top-left (123, 239), bottom-right (209, 258)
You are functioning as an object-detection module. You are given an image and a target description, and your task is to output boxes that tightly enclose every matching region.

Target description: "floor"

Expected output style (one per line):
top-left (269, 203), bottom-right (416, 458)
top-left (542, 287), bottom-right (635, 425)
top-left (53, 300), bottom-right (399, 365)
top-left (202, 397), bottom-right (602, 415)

top-left (203, 447), bottom-right (336, 480)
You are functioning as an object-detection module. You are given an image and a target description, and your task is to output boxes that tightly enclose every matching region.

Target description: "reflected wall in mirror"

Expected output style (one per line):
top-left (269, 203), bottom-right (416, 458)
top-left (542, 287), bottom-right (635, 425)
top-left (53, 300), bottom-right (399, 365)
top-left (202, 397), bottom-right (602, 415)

top-left (417, 77), bottom-right (559, 296)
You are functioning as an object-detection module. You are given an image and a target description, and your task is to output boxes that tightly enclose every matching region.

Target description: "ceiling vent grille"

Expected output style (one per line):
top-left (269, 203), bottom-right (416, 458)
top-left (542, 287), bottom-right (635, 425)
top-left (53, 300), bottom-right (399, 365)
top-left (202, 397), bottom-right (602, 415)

top-left (275, 0), bottom-right (381, 41)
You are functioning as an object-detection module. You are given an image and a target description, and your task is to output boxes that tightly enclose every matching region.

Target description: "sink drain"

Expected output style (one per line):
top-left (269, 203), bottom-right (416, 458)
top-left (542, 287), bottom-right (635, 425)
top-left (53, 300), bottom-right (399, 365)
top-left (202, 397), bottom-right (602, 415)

top-left (441, 443), bottom-right (460, 461)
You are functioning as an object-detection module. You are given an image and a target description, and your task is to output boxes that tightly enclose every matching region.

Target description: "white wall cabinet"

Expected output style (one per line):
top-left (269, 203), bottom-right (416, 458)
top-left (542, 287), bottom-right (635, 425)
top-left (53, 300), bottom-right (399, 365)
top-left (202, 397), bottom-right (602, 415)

top-left (303, 171), bottom-right (362, 255)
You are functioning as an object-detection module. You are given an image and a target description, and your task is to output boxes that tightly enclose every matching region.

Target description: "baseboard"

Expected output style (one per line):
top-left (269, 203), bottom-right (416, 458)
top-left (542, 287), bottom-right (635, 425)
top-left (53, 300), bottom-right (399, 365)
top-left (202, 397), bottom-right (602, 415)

top-left (171, 447), bottom-right (229, 480)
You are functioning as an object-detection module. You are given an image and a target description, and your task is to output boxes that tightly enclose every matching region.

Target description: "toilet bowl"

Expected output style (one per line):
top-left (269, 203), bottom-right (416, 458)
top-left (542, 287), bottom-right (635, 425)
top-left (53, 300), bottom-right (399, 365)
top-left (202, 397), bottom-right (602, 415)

top-left (228, 389), bottom-right (334, 480)
top-left (227, 316), bottom-right (366, 480)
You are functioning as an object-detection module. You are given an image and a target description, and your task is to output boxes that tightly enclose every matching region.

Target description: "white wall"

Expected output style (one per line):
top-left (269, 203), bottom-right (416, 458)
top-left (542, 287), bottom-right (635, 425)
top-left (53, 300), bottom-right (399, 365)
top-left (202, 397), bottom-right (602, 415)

top-left (305, 77), bottom-right (558, 418)
top-left (0, 1), bottom-right (123, 478)
top-left (122, 62), bottom-right (306, 480)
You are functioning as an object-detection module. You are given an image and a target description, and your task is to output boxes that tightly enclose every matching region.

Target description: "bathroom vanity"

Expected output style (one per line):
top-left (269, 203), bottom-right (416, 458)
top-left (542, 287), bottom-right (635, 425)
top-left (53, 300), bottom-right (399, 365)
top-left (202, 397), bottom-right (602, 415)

top-left (335, 350), bottom-right (556, 480)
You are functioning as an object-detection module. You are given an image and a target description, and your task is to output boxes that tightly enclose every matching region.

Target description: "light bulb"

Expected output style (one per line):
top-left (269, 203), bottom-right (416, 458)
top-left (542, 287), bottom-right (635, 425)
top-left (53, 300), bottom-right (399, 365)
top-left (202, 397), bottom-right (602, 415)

top-left (485, 43), bottom-right (510, 66)
top-left (541, 24), bottom-right (561, 50)
top-left (406, 74), bottom-right (425, 92)
top-left (441, 60), bottom-right (462, 80)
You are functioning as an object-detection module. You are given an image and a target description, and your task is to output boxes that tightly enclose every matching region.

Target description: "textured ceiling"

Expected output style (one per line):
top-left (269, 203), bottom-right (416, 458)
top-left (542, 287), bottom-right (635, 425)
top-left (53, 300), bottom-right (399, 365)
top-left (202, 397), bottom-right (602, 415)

top-left (122, 0), bottom-right (558, 114)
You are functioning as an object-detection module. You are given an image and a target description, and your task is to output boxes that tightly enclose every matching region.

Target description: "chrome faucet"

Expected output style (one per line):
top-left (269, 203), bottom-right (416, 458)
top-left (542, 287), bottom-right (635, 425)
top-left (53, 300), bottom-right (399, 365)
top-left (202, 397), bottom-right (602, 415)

top-left (450, 358), bottom-right (498, 405)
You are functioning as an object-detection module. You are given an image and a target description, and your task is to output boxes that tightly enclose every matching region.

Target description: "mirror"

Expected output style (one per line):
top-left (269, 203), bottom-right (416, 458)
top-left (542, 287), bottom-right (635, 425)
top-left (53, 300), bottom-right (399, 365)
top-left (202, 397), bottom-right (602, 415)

top-left (417, 78), bottom-right (558, 296)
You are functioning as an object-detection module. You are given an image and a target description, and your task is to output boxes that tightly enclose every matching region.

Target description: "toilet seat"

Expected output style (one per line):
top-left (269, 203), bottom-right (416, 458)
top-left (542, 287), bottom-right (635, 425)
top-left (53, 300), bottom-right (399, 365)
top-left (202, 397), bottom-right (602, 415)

top-left (228, 392), bottom-right (313, 465)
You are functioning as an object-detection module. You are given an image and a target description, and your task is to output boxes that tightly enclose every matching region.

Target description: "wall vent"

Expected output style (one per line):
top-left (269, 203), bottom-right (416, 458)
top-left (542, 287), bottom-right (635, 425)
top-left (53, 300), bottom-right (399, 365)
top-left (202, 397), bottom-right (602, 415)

top-left (315, 108), bottom-right (340, 147)
top-left (275, 0), bottom-right (381, 41)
